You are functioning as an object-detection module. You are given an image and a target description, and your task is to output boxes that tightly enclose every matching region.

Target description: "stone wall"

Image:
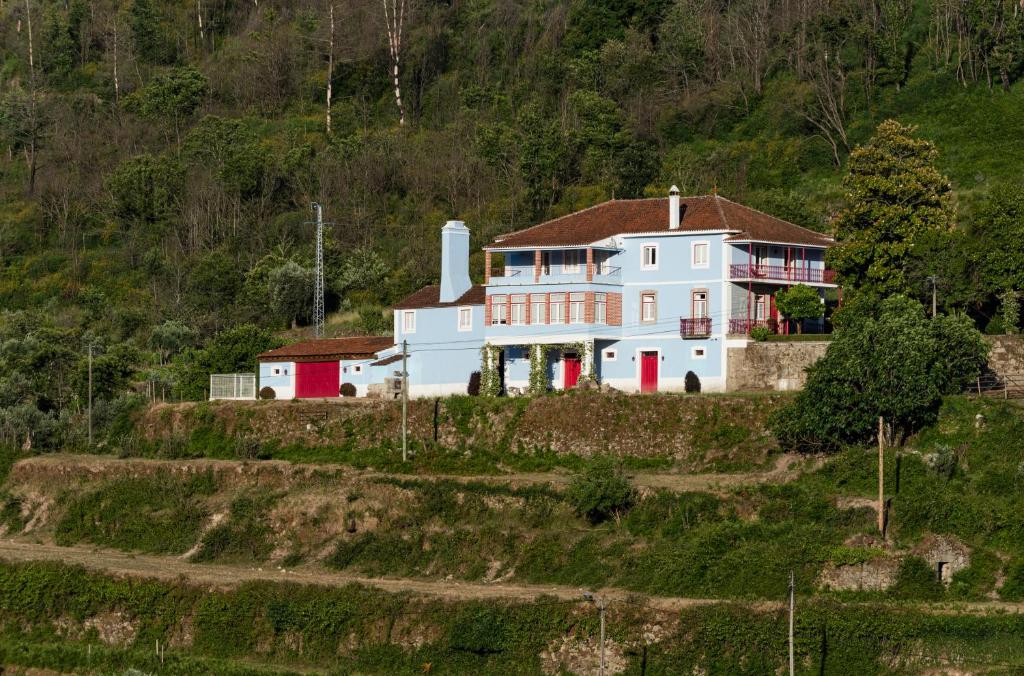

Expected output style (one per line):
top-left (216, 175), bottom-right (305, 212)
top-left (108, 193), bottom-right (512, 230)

top-left (985, 335), bottom-right (1024, 377)
top-left (726, 341), bottom-right (830, 392)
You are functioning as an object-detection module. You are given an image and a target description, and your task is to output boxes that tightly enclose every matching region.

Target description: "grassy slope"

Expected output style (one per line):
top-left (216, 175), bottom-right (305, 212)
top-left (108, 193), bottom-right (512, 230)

top-left (7, 396), bottom-right (1023, 605)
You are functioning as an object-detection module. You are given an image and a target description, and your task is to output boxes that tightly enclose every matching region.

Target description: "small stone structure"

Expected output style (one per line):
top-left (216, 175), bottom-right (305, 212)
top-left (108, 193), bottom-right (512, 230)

top-left (912, 534), bottom-right (971, 585)
top-left (726, 340), bottom-right (830, 392)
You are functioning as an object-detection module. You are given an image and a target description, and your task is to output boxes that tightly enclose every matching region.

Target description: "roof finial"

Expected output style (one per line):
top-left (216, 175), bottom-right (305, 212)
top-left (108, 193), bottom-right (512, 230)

top-left (712, 182), bottom-right (718, 196)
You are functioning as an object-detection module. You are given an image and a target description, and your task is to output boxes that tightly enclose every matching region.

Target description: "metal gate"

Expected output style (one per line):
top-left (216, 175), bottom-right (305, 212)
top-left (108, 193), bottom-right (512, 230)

top-left (209, 373), bottom-right (256, 400)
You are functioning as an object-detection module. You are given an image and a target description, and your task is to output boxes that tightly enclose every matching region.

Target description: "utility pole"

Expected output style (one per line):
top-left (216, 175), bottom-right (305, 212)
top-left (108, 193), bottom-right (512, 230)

top-left (927, 275), bottom-right (938, 318)
top-left (87, 345), bottom-right (93, 446)
top-left (311, 203), bottom-right (325, 337)
top-left (788, 571), bottom-right (795, 676)
top-left (878, 416), bottom-right (885, 536)
top-left (401, 339), bottom-right (408, 462)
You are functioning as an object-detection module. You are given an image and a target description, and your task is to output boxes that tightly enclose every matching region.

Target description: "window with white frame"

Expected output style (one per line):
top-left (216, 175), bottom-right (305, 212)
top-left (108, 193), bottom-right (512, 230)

top-left (755, 293), bottom-right (768, 321)
top-left (692, 241), bottom-right (710, 268)
top-left (692, 346), bottom-right (707, 359)
top-left (692, 290), bottom-right (709, 318)
top-left (563, 250), bottom-right (581, 273)
top-left (531, 295), bottom-right (546, 324)
top-left (641, 244), bottom-right (658, 269)
top-left (550, 293), bottom-right (566, 323)
top-left (569, 292), bottom-right (585, 324)
top-left (402, 310), bottom-right (416, 333)
top-left (458, 307), bottom-right (473, 331)
top-left (641, 292), bottom-right (657, 322)
top-left (273, 367), bottom-right (281, 376)
top-left (510, 294), bottom-right (527, 325)
top-left (603, 349), bottom-right (617, 361)
top-left (491, 295), bottom-right (508, 325)
top-left (594, 292), bottom-right (607, 324)
top-left (353, 364), bottom-right (363, 374)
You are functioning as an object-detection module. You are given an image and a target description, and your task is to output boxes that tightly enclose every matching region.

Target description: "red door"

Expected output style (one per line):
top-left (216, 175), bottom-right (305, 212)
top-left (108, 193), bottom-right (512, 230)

top-left (640, 351), bottom-right (659, 393)
top-left (295, 361), bottom-right (340, 398)
top-left (563, 355), bottom-right (582, 389)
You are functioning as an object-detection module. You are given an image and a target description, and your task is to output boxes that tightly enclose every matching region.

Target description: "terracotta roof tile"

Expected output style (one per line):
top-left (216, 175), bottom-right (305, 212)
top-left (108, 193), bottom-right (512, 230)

top-left (392, 284), bottom-right (486, 310)
top-left (370, 353), bottom-right (403, 366)
top-left (487, 195), bottom-right (833, 248)
top-left (258, 336), bottom-right (394, 362)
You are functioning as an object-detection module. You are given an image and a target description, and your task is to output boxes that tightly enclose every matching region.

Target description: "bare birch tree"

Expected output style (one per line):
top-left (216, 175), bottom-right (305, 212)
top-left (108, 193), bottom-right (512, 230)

top-left (326, 2), bottom-right (335, 135)
top-left (382, 0), bottom-right (406, 126)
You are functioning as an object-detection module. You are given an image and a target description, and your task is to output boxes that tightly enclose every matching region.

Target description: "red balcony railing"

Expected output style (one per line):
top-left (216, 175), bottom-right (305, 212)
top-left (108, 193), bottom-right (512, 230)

top-left (730, 264), bottom-right (836, 284)
top-left (680, 317), bottom-right (712, 338)
top-left (729, 318), bottom-right (779, 335)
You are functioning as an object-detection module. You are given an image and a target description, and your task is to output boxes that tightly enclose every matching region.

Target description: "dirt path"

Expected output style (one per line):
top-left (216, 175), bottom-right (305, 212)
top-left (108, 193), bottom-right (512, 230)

top-left (0, 539), bottom-right (714, 612)
top-left (12, 452), bottom-right (818, 494)
top-left (1, 540), bottom-right (1022, 617)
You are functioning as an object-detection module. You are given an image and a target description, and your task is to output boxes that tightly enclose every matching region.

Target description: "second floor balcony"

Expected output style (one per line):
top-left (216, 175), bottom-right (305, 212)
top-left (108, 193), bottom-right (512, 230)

top-left (679, 317), bottom-right (712, 338)
top-left (730, 263), bottom-right (837, 285)
top-left (489, 265), bottom-right (622, 286)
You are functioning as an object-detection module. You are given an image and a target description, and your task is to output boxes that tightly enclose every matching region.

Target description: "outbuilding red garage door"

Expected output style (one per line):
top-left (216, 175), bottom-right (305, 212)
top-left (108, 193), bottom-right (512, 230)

top-left (295, 361), bottom-right (340, 398)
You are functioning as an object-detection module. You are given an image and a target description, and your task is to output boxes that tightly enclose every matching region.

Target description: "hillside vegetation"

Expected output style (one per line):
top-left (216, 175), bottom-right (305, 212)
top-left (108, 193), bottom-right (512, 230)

top-left (5, 397), bottom-right (1023, 604)
top-left (2, 0), bottom-right (1024, 449)
top-left (2, 396), bottom-right (1024, 672)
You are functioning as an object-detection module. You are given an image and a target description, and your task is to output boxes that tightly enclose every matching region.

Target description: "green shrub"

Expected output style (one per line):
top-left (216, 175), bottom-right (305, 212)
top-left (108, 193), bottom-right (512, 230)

top-left (750, 325), bottom-right (772, 341)
top-left (565, 458), bottom-right (635, 524)
top-left (1000, 559), bottom-right (1024, 601)
top-left (892, 556), bottom-right (944, 601)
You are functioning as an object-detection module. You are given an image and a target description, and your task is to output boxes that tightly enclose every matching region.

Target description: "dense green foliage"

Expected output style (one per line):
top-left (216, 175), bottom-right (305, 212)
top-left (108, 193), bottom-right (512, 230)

top-left (772, 297), bottom-right (988, 451)
top-left (565, 457), bottom-right (636, 523)
top-left (773, 284), bottom-right (823, 332)
top-left (828, 120), bottom-right (953, 300)
top-left (2, 0), bottom-right (1024, 448)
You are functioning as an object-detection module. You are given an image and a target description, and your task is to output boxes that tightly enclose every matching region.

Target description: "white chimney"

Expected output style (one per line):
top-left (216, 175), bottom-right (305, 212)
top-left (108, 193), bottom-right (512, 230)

top-left (439, 220), bottom-right (472, 303)
top-left (669, 185), bottom-right (681, 230)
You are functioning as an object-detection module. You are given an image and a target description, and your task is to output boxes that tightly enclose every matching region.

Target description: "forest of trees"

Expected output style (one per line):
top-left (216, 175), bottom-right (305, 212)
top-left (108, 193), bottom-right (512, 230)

top-left (1, 0), bottom-right (1023, 446)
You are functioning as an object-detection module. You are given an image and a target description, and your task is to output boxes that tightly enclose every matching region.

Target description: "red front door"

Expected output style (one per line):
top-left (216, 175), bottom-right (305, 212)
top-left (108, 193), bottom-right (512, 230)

top-left (563, 355), bottom-right (582, 389)
top-left (640, 351), bottom-right (658, 393)
top-left (295, 361), bottom-right (340, 398)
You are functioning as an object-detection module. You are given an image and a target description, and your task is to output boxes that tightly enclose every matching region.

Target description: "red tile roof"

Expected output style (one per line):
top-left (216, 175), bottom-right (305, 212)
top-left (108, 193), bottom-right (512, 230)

top-left (258, 336), bottom-right (394, 362)
top-left (392, 284), bottom-right (486, 310)
top-left (487, 195), bottom-right (833, 248)
top-left (370, 353), bottom-right (403, 366)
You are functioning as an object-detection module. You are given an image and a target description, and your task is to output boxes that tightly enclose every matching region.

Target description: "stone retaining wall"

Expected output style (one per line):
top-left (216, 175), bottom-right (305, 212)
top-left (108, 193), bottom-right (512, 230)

top-left (985, 335), bottom-right (1024, 377)
top-left (726, 341), bottom-right (830, 392)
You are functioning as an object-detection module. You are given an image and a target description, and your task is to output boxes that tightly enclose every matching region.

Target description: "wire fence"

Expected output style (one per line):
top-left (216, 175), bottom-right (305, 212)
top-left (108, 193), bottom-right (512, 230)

top-left (964, 371), bottom-right (1024, 399)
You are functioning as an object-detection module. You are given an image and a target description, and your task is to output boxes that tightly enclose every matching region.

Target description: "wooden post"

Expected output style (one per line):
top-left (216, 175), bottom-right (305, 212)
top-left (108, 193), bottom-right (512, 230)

top-left (788, 571), bottom-right (795, 676)
top-left (878, 416), bottom-right (885, 536)
top-left (401, 340), bottom-right (408, 462)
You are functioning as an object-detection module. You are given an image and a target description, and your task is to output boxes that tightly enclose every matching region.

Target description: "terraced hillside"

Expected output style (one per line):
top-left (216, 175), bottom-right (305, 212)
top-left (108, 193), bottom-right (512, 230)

top-left (2, 395), bottom-right (1024, 673)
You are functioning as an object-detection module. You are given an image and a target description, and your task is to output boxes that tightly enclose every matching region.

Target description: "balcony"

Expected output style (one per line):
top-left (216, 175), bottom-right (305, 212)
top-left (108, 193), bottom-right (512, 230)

top-left (729, 318), bottom-right (779, 335)
top-left (488, 266), bottom-right (622, 286)
top-left (730, 264), bottom-right (837, 285)
top-left (680, 317), bottom-right (712, 338)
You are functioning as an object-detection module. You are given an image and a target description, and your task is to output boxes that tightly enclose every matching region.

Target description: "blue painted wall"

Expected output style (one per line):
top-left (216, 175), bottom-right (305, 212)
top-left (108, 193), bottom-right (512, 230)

top-left (394, 303), bottom-right (485, 393)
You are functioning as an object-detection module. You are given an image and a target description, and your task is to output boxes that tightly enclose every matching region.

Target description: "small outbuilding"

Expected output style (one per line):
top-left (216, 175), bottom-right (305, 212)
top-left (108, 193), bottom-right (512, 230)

top-left (257, 336), bottom-right (395, 399)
